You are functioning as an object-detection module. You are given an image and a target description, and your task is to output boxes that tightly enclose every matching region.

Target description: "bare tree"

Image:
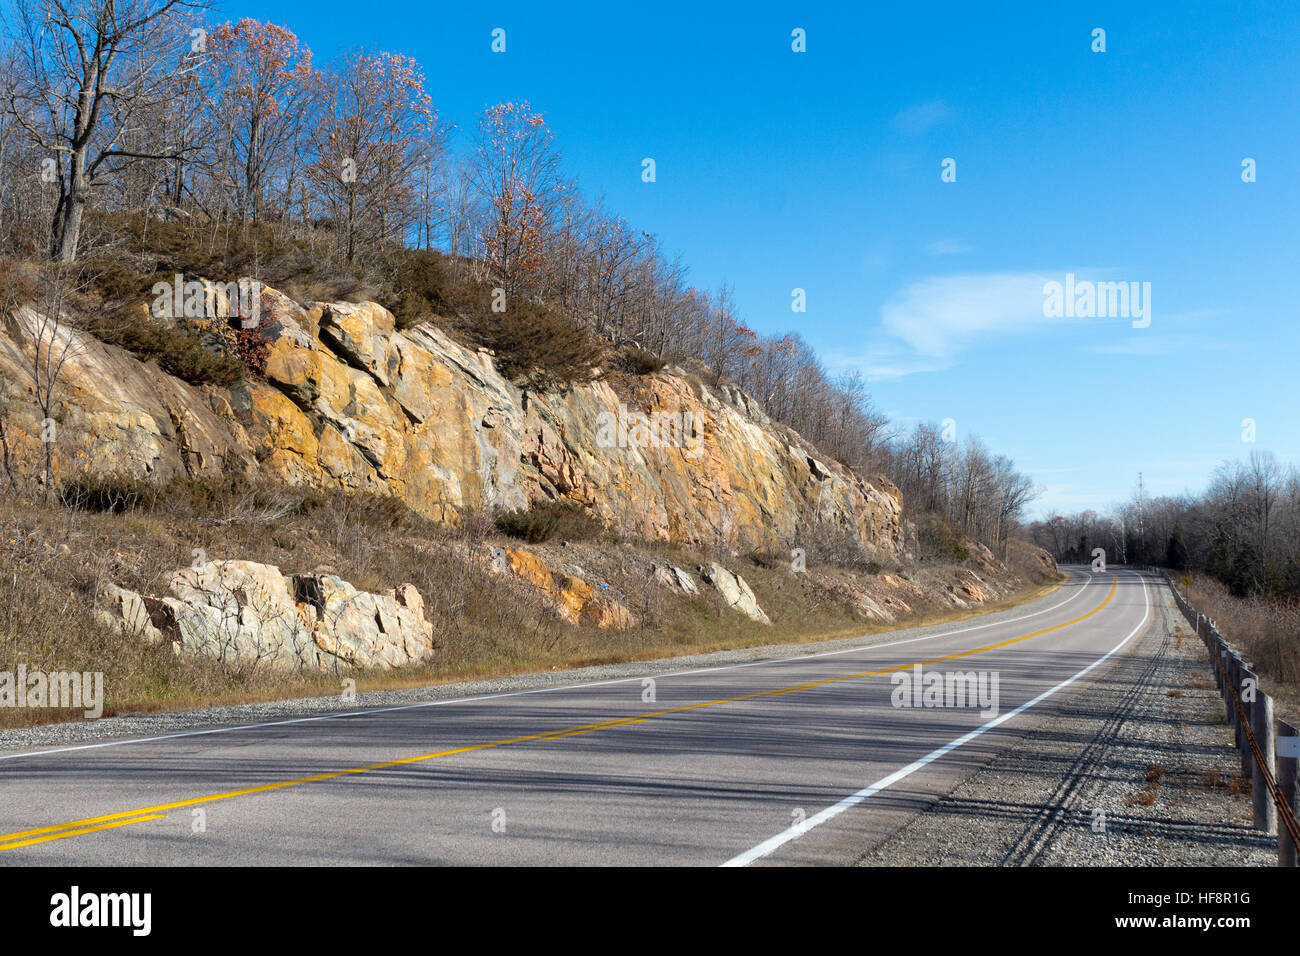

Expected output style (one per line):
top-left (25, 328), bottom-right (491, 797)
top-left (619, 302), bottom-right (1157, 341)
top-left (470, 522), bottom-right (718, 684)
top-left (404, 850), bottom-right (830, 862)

top-left (705, 283), bottom-right (749, 386)
top-left (0, 397), bottom-right (20, 494)
top-left (307, 49), bottom-right (438, 263)
top-left (3, 0), bottom-right (201, 261)
top-left (196, 17), bottom-right (314, 223)
top-left (471, 101), bottom-right (560, 295)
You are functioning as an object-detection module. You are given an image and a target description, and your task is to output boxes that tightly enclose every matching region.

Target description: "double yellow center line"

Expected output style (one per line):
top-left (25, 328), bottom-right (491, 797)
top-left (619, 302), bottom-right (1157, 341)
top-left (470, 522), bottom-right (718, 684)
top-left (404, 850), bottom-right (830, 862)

top-left (0, 575), bottom-right (1117, 853)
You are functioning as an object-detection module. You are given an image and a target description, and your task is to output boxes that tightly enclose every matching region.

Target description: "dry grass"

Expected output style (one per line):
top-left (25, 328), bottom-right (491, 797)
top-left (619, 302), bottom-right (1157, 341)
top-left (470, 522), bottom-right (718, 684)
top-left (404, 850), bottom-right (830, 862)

top-left (1125, 764), bottom-right (1168, 807)
top-left (0, 478), bottom-right (1061, 729)
top-left (1177, 572), bottom-right (1300, 725)
top-left (1200, 771), bottom-right (1252, 797)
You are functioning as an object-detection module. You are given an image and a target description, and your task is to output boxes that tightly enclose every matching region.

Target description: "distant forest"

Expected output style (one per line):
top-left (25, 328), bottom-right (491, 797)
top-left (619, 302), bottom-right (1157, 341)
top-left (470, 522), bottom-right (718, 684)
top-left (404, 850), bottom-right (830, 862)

top-left (1029, 451), bottom-right (1300, 598)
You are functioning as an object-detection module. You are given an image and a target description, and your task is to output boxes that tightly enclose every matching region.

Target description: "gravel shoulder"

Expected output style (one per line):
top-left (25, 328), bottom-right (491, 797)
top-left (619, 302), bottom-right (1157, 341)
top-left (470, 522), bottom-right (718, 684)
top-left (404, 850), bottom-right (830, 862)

top-left (0, 578), bottom-right (1066, 754)
top-left (857, 580), bottom-right (1275, 866)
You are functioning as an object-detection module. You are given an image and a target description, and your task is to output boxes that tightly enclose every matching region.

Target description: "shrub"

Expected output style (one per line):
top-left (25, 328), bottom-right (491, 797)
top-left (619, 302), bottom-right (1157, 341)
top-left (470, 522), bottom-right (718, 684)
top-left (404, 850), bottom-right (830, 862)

top-left (617, 346), bottom-right (666, 376)
top-left (476, 302), bottom-right (605, 385)
top-left (800, 518), bottom-right (883, 573)
top-left (72, 237), bottom-right (250, 386)
top-left (87, 256), bottom-right (155, 305)
top-left (495, 500), bottom-right (602, 543)
top-left (0, 260), bottom-right (41, 310)
top-left (326, 491), bottom-right (430, 536)
top-left (377, 248), bottom-right (451, 331)
top-left (374, 252), bottom-right (605, 386)
top-left (232, 323), bottom-right (270, 374)
top-left (915, 513), bottom-right (970, 561)
top-left (83, 210), bottom-right (369, 307)
top-left (60, 472), bottom-right (158, 513)
top-left (89, 316), bottom-right (245, 386)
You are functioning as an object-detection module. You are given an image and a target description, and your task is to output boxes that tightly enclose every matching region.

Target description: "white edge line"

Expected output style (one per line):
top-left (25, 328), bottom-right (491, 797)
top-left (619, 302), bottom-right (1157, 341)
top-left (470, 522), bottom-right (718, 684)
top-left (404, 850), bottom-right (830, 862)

top-left (0, 569), bottom-right (1095, 763)
top-left (720, 568), bottom-right (1151, 867)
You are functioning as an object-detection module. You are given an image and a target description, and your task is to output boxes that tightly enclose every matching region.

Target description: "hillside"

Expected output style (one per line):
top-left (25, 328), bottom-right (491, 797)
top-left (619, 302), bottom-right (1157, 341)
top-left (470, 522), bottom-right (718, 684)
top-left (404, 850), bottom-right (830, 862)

top-left (0, 272), bottom-right (1055, 722)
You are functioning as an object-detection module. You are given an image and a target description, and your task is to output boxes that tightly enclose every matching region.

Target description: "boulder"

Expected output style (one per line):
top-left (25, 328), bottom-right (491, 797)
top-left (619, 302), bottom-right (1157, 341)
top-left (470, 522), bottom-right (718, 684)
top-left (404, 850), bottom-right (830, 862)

top-left (699, 562), bottom-right (771, 624)
top-left (652, 563), bottom-right (699, 594)
top-left (102, 560), bottom-right (436, 673)
top-left (96, 583), bottom-right (164, 645)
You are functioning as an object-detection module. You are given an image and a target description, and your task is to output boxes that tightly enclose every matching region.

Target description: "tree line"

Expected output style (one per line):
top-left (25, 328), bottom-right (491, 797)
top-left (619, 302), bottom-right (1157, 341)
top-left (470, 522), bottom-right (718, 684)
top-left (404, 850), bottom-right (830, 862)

top-left (1028, 451), bottom-right (1300, 597)
top-left (879, 422), bottom-right (1038, 557)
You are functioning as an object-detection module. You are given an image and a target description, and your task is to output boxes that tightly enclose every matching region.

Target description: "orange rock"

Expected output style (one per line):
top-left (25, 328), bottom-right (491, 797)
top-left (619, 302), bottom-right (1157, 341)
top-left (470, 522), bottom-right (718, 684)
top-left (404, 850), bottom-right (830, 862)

top-left (496, 547), bottom-right (633, 629)
top-left (0, 285), bottom-right (903, 560)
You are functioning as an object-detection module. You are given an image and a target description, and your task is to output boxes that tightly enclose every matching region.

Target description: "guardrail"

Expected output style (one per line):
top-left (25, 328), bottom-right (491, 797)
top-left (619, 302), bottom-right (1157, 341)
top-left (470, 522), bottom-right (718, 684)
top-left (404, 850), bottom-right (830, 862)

top-left (1148, 567), bottom-right (1300, 865)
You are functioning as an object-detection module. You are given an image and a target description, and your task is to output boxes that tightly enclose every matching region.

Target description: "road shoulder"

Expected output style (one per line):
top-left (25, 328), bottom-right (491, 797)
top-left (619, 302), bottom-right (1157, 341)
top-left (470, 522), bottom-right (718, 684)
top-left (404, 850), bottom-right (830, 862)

top-left (857, 579), bottom-right (1275, 866)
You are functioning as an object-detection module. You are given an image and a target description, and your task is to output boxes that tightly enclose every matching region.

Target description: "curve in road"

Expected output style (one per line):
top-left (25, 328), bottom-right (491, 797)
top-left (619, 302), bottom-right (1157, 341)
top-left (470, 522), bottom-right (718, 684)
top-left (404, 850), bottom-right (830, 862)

top-left (0, 567), bottom-right (1152, 865)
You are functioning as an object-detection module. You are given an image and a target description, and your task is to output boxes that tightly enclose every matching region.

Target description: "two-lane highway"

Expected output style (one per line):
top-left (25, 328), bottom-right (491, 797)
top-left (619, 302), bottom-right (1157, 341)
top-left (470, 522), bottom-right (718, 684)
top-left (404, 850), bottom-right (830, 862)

top-left (0, 567), bottom-right (1151, 865)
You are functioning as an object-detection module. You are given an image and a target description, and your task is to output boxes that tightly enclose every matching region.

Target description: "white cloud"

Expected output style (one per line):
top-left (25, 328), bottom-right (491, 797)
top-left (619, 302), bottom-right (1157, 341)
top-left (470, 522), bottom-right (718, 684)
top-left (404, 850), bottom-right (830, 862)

top-left (1082, 320), bottom-right (1228, 356)
top-left (926, 238), bottom-right (970, 256)
top-left (879, 271), bottom-right (1066, 360)
top-left (824, 345), bottom-right (949, 383)
top-left (843, 267), bottom-right (1172, 382)
top-left (861, 359), bottom-right (948, 382)
top-left (893, 99), bottom-right (954, 136)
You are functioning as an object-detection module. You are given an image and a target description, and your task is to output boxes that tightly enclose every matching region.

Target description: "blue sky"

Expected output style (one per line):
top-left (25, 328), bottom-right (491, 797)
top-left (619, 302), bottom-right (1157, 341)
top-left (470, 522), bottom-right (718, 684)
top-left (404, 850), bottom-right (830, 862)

top-left (226, 0), bottom-right (1300, 517)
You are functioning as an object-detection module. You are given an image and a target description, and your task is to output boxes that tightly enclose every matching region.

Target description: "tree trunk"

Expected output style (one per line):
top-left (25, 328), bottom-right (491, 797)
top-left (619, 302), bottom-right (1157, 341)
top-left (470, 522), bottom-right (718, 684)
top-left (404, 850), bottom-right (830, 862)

top-left (42, 432), bottom-right (53, 504)
top-left (246, 113), bottom-right (263, 222)
top-left (55, 188), bottom-right (85, 263)
top-left (50, 162), bottom-right (87, 263)
top-left (52, 59), bottom-right (98, 263)
top-left (0, 415), bottom-right (18, 493)
top-left (345, 189), bottom-right (356, 263)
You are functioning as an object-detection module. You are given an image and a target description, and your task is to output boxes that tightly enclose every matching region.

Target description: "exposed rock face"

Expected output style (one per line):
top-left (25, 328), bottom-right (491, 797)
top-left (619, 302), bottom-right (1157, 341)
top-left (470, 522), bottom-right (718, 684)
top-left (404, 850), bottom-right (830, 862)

top-left (0, 286), bottom-right (903, 555)
top-left (946, 568), bottom-right (997, 607)
top-left (96, 583), bottom-right (164, 645)
top-left (699, 562), bottom-right (771, 624)
top-left (0, 306), bottom-right (255, 483)
top-left (99, 561), bottom-right (435, 672)
top-left (652, 563), bottom-right (699, 595)
top-left (491, 546), bottom-right (634, 629)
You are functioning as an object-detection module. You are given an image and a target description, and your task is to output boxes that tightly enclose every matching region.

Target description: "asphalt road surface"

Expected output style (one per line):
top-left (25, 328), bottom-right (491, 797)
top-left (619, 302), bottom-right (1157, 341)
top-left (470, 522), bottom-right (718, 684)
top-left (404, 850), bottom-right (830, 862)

top-left (0, 566), bottom-right (1151, 865)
